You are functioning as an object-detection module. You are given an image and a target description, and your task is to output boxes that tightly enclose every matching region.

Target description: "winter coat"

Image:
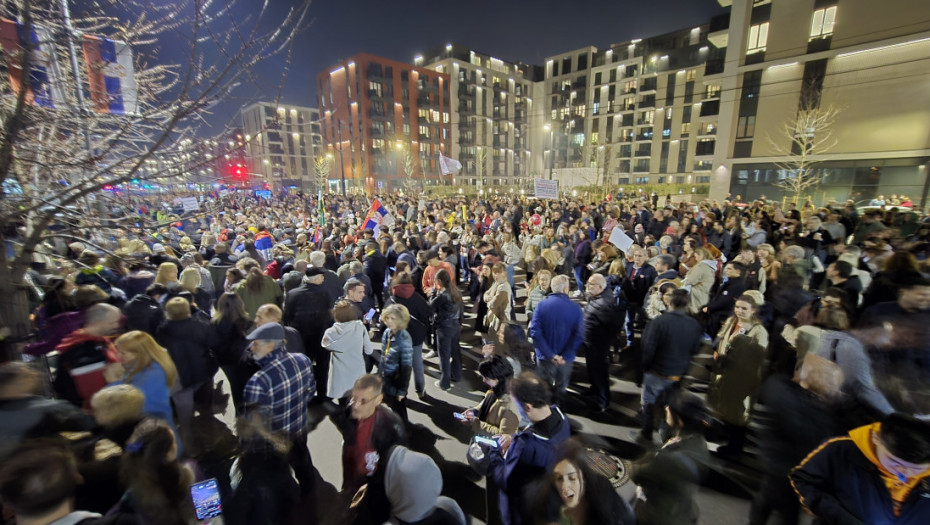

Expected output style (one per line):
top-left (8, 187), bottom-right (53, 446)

top-left (790, 422), bottom-right (930, 525)
top-left (283, 283), bottom-right (335, 363)
top-left (529, 293), bottom-right (585, 362)
top-left (322, 320), bottom-right (372, 399)
top-left (119, 271), bottom-right (155, 300)
top-left (483, 280), bottom-right (513, 333)
top-left (633, 432), bottom-right (709, 525)
top-left (385, 284), bottom-right (432, 347)
top-left (708, 318), bottom-right (768, 426)
top-left (226, 443), bottom-right (300, 525)
top-left (704, 277), bottom-right (749, 336)
top-left (380, 328), bottom-right (413, 398)
top-left (53, 332), bottom-right (120, 407)
top-left (235, 275), bottom-right (282, 319)
top-left (622, 262), bottom-right (657, 304)
top-left (156, 317), bottom-right (218, 389)
top-left (642, 310), bottom-right (704, 377)
top-left (470, 391), bottom-right (518, 436)
top-left (524, 286), bottom-right (548, 317)
top-left (122, 294), bottom-right (165, 336)
top-left (488, 406), bottom-right (571, 525)
top-left (428, 290), bottom-right (462, 329)
top-left (681, 259), bottom-right (717, 314)
top-left (0, 396), bottom-right (94, 459)
top-left (581, 288), bottom-right (623, 351)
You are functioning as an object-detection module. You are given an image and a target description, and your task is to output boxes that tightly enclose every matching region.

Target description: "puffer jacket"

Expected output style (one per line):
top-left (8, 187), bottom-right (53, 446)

top-left (428, 290), bottom-right (462, 328)
top-left (156, 317), bottom-right (218, 388)
top-left (581, 288), bottom-right (623, 351)
top-left (380, 328), bottom-right (412, 397)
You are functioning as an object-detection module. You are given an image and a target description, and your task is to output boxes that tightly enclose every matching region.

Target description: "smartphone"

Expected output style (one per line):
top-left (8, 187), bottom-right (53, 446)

top-left (364, 308), bottom-right (376, 322)
top-left (190, 478), bottom-right (222, 520)
top-left (454, 412), bottom-right (467, 420)
top-left (474, 435), bottom-right (499, 448)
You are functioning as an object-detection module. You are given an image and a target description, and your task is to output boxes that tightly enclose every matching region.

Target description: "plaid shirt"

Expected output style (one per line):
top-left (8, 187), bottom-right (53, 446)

top-left (243, 346), bottom-right (316, 436)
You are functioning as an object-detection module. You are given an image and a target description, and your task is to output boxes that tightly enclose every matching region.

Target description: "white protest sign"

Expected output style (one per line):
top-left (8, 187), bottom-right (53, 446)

top-left (534, 179), bottom-right (559, 199)
top-left (180, 197), bottom-right (200, 213)
top-left (608, 227), bottom-right (635, 253)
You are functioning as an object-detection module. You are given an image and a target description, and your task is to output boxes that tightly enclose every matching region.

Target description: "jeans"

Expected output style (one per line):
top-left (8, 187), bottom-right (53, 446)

top-left (411, 344), bottom-right (425, 393)
top-left (641, 372), bottom-right (677, 438)
top-left (436, 323), bottom-right (462, 389)
top-left (573, 266), bottom-right (589, 294)
top-left (537, 357), bottom-right (573, 403)
top-left (506, 263), bottom-right (516, 290)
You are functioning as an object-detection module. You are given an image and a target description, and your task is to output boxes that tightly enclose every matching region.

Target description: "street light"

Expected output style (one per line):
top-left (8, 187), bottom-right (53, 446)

top-left (544, 123), bottom-right (554, 181)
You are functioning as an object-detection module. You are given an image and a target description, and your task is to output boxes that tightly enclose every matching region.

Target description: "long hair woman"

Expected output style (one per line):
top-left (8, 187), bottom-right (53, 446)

top-left (110, 331), bottom-right (178, 425)
top-left (116, 418), bottom-right (196, 524)
top-left (429, 269), bottom-right (463, 391)
top-left (211, 292), bottom-right (251, 413)
top-left (235, 258), bottom-right (282, 318)
top-left (461, 354), bottom-right (518, 436)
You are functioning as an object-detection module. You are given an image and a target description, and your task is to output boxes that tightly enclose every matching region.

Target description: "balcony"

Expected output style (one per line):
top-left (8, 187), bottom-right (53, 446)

top-left (635, 132), bottom-right (653, 142)
top-left (704, 59), bottom-right (725, 76)
top-left (695, 140), bottom-right (716, 156)
top-left (699, 100), bottom-right (720, 117)
top-left (624, 87), bottom-right (637, 95)
top-left (622, 135), bottom-right (634, 143)
top-left (708, 12), bottom-right (729, 48)
top-left (640, 79), bottom-right (657, 93)
top-left (634, 148), bottom-right (652, 158)
top-left (633, 164), bottom-right (650, 173)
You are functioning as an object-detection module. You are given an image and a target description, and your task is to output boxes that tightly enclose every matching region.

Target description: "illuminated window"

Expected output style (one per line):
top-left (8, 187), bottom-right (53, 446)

top-left (810, 6), bottom-right (837, 39)
top-left (747, 22), bottom-right (769, 54)
top-left (686, 69), bottom-right (696, 82)
top-left (736, 115), bottom-right (756, 138)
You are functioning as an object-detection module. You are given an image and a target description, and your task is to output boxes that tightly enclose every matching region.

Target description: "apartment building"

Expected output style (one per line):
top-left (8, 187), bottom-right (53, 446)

top-left (317, 54), bottom-right (451, 194)
top-left (710, 0), bottom-right (930, 205)
top-left (239, 102), bottom-right (323, 190)
top-left (418, 44), bottom-right (546, 189)
top-left (542, 26), bottom-right (721, 192)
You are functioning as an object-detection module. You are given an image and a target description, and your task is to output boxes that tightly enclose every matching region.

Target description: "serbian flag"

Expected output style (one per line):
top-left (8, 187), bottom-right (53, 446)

top-left (0, 19), bottom-right (67, 109)
top-left (82, 35), bottom-right (138, 115)
top-left (312, 225), bottom-right (323, 245)
top-left (361, 199), bottom-right (394, 237)
top-left (439, 152), bottom-right (462, 176)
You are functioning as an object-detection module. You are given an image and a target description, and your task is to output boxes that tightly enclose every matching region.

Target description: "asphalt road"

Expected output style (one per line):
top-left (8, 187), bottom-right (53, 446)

top-left (296, 278), bottom-right (792, 525)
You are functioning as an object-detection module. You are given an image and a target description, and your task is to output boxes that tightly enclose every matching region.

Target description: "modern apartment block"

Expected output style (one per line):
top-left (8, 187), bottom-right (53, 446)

top-left (317, 54), bottom-right (452, 193)
top-left (541, 27), bottom-right (724, 193)
top-left (418, 44), bottom-right (545, 189)
top-left (709, 0), bottom-right (930, 205)
top-left (239, 102), bottom-right (323, 190)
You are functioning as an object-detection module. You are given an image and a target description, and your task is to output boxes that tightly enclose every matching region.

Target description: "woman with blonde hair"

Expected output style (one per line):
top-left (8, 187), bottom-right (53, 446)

top-left (154, 262), bottom-right (179, 286)
top-left (107, 331), bottom-right (178, 424)
top-left (525, 269), bottom-right (552, 317)
top-left (756, 243), bottom-right (781, 285)
top-left (178, 266), bottom-right (211, 310)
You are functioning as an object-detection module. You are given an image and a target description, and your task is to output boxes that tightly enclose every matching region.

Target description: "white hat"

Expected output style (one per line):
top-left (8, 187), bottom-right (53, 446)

top-left (152, 243), bottom-right (166, 254)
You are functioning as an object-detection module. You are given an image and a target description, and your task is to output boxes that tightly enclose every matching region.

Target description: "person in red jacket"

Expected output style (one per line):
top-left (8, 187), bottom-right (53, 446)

top-left (52, 304), bottom-right (122, 408)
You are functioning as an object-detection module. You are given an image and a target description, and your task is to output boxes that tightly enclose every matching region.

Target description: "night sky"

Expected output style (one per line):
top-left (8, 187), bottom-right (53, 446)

top-left (145, 0), bottom-right (727, 133)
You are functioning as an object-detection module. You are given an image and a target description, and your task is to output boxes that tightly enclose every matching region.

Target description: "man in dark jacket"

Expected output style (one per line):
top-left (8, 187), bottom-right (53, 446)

top-left (332, 374), bottom-right (406, 525)
top-left (308, 250), bottom-right (344, 306)
top-left (581, 274), bottom-right (623, 412)
top-left (122, 283), bottom-right (167, 336)
top-left (790, 413), bottom-right (930, 524)
top-left (156, 297), bottom-right (218, 447)
top-left (654, 254), bottom-right (679, 282)
top-left (363, 241), bottom-right (387, 309)
top-left (53, 304), bottom-right (122, 408)
top-left (488, 372), bottom-right (570, 525)
top-left (636, 289), bottom-right (704, 444)
top-left (622, 246), bottom-right (657, 348)
top-left (283, 267), bottom-right (335, 400)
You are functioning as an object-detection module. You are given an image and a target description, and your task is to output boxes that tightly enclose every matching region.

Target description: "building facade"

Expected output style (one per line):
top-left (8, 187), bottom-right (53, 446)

top-left (418, 44), bottom-right (545, 190)
top-left (317, 53), bottom-right (452, 194)
top-left (540, 26), bottom-right (725, 195)
top-left (710, 0), bottom-right (930, 206)
top-left (240, 102), bottom-right (323, 190)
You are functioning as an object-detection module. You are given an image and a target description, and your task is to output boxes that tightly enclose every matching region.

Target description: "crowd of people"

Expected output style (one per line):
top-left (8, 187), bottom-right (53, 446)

top-left (1, 188), bottom-right (929, 524)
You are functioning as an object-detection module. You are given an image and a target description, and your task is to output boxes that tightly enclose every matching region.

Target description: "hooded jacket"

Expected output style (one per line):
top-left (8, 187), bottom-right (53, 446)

top-left (384, 446), bottom-right (466, 525)
top-left (790, 422), bottom-right (930, 524)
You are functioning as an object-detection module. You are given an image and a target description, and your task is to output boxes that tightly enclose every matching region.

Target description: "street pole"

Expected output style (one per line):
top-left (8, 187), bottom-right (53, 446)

top-left (548, 129), bottom-right (554, 181)
top-left (60, 0), bottom-right (96, 212)
top-left (336, 119), bottom-right (347, 197)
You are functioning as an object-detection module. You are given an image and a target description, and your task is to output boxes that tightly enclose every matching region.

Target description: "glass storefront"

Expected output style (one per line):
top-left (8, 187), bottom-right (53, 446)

top-left (728, 157), bottom-right (929, 207)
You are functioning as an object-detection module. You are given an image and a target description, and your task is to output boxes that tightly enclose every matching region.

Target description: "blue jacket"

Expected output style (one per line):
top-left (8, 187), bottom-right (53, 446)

top-left (489, 406), bottom-right (571, 525)
top-left (529, 293), bottom-right (584, 361)
top-left (380, 329), bottom-right (413, 397)
top-left (112, 362), bottom-right (173, 424)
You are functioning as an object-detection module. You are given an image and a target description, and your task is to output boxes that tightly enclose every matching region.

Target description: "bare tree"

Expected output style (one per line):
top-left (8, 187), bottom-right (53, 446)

top-left (769, 85), bottom-right (840, 205)
top-left (314, 154), bottom-right (332, 194)
top-left (601, 143), bottom-right (614, 198)
top-left (0, 0), bottom-right (309, 348)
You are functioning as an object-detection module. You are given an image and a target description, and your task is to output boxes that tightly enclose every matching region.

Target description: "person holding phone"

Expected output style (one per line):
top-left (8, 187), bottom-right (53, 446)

top-left (459, 355), bottom-right (518, 436)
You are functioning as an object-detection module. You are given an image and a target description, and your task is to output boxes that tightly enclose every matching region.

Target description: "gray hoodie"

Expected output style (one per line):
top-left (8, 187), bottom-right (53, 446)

top-left (384, 446), bottom-right (465, 524)
top-left (321, 320), bottom-right (372, 398)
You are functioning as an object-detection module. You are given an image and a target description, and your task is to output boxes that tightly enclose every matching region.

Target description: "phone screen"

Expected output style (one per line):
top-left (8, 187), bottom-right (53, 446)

top-left (364, 308), bottom-right (376, 321)
top-left (190, 478), bottom-right (222, 520)
top-left (454, 412), bottom-right (466, 420)
top-left (474, 435), bottom-right (499, 448)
